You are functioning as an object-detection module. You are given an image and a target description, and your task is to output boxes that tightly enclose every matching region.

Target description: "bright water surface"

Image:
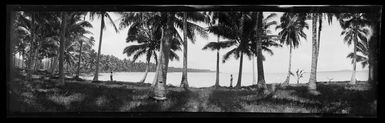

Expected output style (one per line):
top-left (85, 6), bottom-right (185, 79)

top-left (81, 71), bottom-right (368, 88)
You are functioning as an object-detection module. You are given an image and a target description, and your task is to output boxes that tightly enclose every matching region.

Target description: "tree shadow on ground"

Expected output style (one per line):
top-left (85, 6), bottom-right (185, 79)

top-left (207, 89), bottom-right (246, 112)
top-left (288, 84), bottom-right (376, 115)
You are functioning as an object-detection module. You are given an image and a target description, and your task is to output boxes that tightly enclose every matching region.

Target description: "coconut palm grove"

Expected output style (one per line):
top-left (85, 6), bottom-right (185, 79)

top-left (6, 5), bottom-right (380, 117)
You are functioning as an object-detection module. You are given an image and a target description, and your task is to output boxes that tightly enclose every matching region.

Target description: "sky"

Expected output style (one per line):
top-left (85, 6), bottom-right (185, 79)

top-left (84, 12), bottom-right (369, 74)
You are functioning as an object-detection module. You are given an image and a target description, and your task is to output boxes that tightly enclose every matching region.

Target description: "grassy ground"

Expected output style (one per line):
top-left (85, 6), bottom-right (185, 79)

top-left (7, 72), bottom-right (376, 117)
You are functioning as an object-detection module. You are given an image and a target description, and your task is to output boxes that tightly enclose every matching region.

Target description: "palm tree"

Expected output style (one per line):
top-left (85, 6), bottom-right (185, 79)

top-left (276, 13), bottom-right (308, 86)
top-left (207, 12), bottom-right (259, 89)
top-left (202, 11), bottom-right (222, 87)
top-left (308, 12), bottom-right (335, 95)
top-left (89, 11), bottom-right (119, 82)
top-left (339, 13), bottom-right (370, 85)
top-left (75, 36), bottom-right (95, 78)
top-left (347, 38), bottom-right (368, 69)
top-left (178, 12), bottom-right (208, 88)
top-left (59, 12), bottom-right (69, 84)
top-left (253, 12), bottom-right (280, 89)
top-left (362, 12), bottom-right (380, 95)
top-left (121, 14), bottom-right (181, 83)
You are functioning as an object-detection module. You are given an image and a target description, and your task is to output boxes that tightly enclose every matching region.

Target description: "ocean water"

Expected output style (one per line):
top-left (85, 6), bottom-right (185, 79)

top-left (80, 71), bottom-right (368, 88)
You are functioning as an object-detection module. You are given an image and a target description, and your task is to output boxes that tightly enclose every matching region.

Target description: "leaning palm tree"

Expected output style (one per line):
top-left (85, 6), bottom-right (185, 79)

top-left (339, 13), bottom-right (370, 85)
top-left (276, 13), bottom-right (308, 86)
top-left (347, 38), bottom-right (368, 69)
top-left (122, 15), bottom-right (181, 83)
top-left (89, 11), bottom-right (119, 82)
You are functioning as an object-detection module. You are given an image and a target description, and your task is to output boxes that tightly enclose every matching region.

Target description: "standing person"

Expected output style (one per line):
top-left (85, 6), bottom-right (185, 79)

top-left (110, 71), bottom-right (113, 82)
top-left (230, 74), bottom-right (233, 88)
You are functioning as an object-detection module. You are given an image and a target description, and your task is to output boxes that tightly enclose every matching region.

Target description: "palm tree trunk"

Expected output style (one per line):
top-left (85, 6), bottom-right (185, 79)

top-left (27, 12), bottom-right (35, 80)
top-left (152, 56), bottom-right (160, 87)
top-left (33, 42), bottom-right (42, 71)
top-left (283, 45), bottom-right (292, 85)
top-left (235, 51), bottom-right (244, 88)
top-left (235, 13), bottom-right (245, 89)
top-left (180, 12), bottom-right (189, 88)
top-left (93, 14), bottom-right (105, 82)
top-left (215, 35), bottom-right (220, 87)
top-left (368, 18), bottom-right (378, 98)
top-left (350, 33), bottom-right (357, 85)
top-left (256, 12), bottom-right (266, 88)
top-left (308, 13), bottom-right (319, 91)
top-left (51, 56), bottom-right (58, 74)
top-left (139, 59), bottom-right (150, 83)
top-left (59, 12), bottom-right (67, 85)
top-left (21, 52), bottom-right (25, 69)
top-left (76, 41), bottom-right (83, 78)
top-left (9, 10), bottom-right (16, 81)
top-left (153, 19), bottom-right (169, 100)
top-left (252, 55), bottom-right (256, 85)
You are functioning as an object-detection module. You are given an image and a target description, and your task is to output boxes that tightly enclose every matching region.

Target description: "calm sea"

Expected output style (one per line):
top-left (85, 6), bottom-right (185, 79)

top-left (80, 71), bottom-right (368, 88)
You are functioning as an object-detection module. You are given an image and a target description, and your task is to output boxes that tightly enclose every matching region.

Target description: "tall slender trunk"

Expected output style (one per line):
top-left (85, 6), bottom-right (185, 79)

top-left (350, 33), bottom-right (357, 84)
top-left (93, 14), bottom-right (105, 82)
top-left (368, 17), bottom-right (378, 99)
top-left (21, 52), bottom-right (25, 69)
top-left (153, 13), bottom-right (172, 100)
top-left (235, 13), bottom-right (245, 89)
top-left (76, 41), bottom-right (83, 78)
top-left (256, 12), bottom-right (266, 88)
top-left (59, 12), bottom-right (67, 84)
top-left (215, 35), bottom-right (220, 87)
top-left (9, 10), bottom-right (16, 81)
top-left (139, 59), bottom-right (150, 83)
top-left (33, 42), bottom-right (42, 71)
top-left (180, 12), bottom-right (189, 88)
top-left (252, 55), bottom-right (256, 85)
top-left (235, 51), bottom-right (244, 88)
top-left (51, 56), bottom-right (58, 74)
top-left (283, 45), bottom-right (292, 85)
top-left (308, 13), bottom-right (319, 91)
top-left (27, 12), bottom-right (35, 80)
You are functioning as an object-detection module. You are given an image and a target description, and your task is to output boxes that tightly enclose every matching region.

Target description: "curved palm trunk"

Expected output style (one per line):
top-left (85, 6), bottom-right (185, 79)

top-left (235, 51), bottom-right (244, 88)
top-left (180, 12), bottom-right (189, 88)
top-left (283, 45), bottom-right (293, 85)
top-left (308, 13), bottom-right (318, 90)
top-left (59, 12), bottom-right (67, 85)
top-left (151, 56), bottom-right (160, 87)
top-left (139, 59), bottom-right (150, 83)
top-left (76, 41), bottom-right (83, 78)
top-left (215, 35), bottom-right (220, 87)
top-left (350, 33), bottom-right (357, 85)
top-left (93, 14), bottom-right (105, 82)
top-left (256, 12), bottom-right (266, 89)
